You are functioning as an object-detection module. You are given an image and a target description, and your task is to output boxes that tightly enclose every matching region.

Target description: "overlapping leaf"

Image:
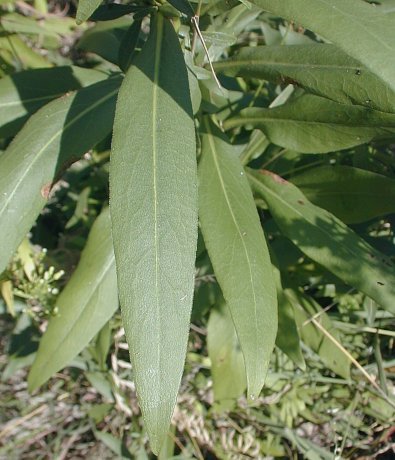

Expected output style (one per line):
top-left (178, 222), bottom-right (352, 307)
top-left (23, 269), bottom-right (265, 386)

top-left (272, 263), bottom-right (305, 369)
top-left (76, 0), bottom-right (103, 24)
top-left (198, 120), bottom-right (277, 400)
top-left (214, 44), bottom-right (395, 113)
top-left (287, 290), bottom-right (350, 379)
top-left (0, 76), bottom-right (121, 275)
top-left (110, 14), bottom-right (197, 454)
top-left (0, 66), bottom-right (108, 137)
top-left (250, 0), bottom-right (395, 106)
top-left (224, 94), bottom-right (395, 153)
top-left (77, 18), bottom-right (132, 65)
top-left (28, 208), bottom-right (118, 391)
top-left (167, 0), bottom-right (194, 17)
top-left (207, 301), bottom-right (246, 410)
top-left (248, 169), bottom-right (395, 315)
top-left (292, 165), bottom-right (395, 224)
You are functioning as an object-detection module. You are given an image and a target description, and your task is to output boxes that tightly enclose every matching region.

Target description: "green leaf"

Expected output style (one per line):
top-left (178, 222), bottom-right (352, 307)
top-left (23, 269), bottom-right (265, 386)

top-left (77, 18), bottom-right (132, 65)
top-left (286, 290), bottom-right (351, 379)
top-left (214, 44), bottom-right (395, 114)
top-left (28, 208), bottom-right (118, 391)
top-left (207, 301), bottom-right (247, 410)
top-left (0, 66), bottom-right (108, 138)
top-left (167, 0), bottom-right (195, 17)
top-left (0, 76), bottom-right (121, 275)
top-left (224, 94), bottom-right (395, 153)
top-left (76, 0), bottom-right (103, 24)
top-left (109, 14), bottom-right (197, 454)
top-left (1, 13), bottom-right (59, 37)
top-left (118, 19), bottom-right (142, 72)
top-left (198, 120), bottom-right (277, 400)
top-left (93, 430), bottom-right (133, 459)
top-left (272, 263), bottom-right (305, 369)
top-left (248, 168), bottom-right (395, 315)
top-left (292, 165), bottom-right (395, 224)
top-left (94, 321), bottom-right (112, 370)
top-left (90, 4), bottom-right (140, 21)
top-left (249, 0), bottom-right (395, 106)
top-left (0, 35), bottom-right (51, 71)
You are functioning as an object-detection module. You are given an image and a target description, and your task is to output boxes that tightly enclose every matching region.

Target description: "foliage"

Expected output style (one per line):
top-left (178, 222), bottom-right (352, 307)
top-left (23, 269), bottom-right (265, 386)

top-left (0, 0), bottom-right (395, 457)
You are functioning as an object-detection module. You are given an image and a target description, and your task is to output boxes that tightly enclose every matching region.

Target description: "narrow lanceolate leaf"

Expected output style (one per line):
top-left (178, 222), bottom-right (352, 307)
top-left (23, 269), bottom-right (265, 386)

top-left (214, 44), bottom-right (395, 114)
top-left (0, 66), bottom-right (108, 138)
top-left (207, 301), bottom-right (246, 411)
top-left (118, 19), bottom-right (142, 72)
top-left (287, 290), bottom-right (350, 379)
top-left (224, 94), bottom-right (395, 154)
top-left (110, 14), bottom-right (197, 454)
top-left (0, 76), bottom-right (121, 275)
top-left (198, 120), bottom-right (277, 400)
top-left (28, 208), bottom-right (117, 391)
top-left (292, 165), bottom-right (395, 224)
top-left (76, 0), bottom-right (103, 23)
top-left (248, 169), bottom-right (395, 315)
top-left (272, 263), bottom-right (305, 370)
top-left (249, 0), bottom-right (395, 106)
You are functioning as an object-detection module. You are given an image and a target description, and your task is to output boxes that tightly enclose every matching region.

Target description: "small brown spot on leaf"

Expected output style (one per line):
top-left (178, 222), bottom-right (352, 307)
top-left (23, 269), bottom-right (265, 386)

top-left (297, 199), bottom-right (305, 205)
top-left (41, 183), bottom-right (52, 199)
top-left (259, 169), bottom-right (288, 185)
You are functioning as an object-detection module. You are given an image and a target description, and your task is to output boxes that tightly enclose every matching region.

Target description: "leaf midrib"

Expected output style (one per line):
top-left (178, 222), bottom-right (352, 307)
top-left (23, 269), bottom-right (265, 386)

top-left (151, 13), bottom-right (163, 421)
top-left (225, 115), bottom-right (395, 130)
top-left (248, 172), bottom-right (387, 276)
top-left (0, 93), bottom-right (67, 108)
top-left (216, 59), bottom-right (361, 73)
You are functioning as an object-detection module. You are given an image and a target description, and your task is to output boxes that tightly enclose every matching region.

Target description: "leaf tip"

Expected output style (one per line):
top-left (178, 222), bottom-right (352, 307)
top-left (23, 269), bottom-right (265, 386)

top-left (27, 371), bottom-right (39, 394)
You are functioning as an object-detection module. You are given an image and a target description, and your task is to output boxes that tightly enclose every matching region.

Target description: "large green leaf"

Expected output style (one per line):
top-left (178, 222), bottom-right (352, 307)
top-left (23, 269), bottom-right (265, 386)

top-left (109, 14), bottom-right (197, 454)
top-left (292, 165), bottom-right (395, 224)
top-left (214, 44), bottom-right (395, 114)
top-left (76, 0), bottom-right (103, 24)
top-left (248, 169), bottom-right (395, 315)
top-left (249, 0), bottom-right (395, 106)
top-left (0, 66), bottom-right (108, 138)
top-left (286, 290), bottom-right (350, 379)
top-left (224, 94), bottom-right (395, 153)
top-left (207, 301), bottom-right (246, 411)
top-left (0, 76), bottom-right (121, 275)
top-left (28, 208), bottom-right (117, 391)
top-left (198, 120), bottom-right (277, 400)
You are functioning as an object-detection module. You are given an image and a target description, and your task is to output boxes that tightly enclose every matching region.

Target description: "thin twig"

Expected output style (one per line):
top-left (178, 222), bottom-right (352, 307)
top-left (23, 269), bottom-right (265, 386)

top-left (191, 16), bottom-right (223, 90)
top-left (191, 0), bottom-right (203, 54)
top-left (310, 317), bottom-right (395, 410)
top-left (302, 287), bottom-right (355, 326)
